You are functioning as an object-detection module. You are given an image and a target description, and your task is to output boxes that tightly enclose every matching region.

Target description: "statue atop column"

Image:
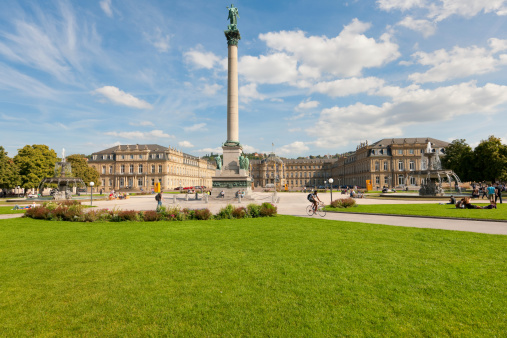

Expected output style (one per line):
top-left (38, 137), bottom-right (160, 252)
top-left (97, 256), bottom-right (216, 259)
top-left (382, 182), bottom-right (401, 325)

top-left (227, 4), bottom-right (239, 30)
top-left (225, 4), bottom-right (241, 45)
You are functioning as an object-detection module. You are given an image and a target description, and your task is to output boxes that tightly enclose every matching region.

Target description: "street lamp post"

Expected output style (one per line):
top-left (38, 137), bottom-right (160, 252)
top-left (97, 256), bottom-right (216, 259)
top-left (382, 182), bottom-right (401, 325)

top-left (89, 182), bottom-right (94, 206)
top-left (329, 178), bottom-right (334, 202)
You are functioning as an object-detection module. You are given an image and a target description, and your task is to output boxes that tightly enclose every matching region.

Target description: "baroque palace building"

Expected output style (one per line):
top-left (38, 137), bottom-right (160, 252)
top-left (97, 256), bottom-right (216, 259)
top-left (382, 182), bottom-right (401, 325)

top-left (88, 144), bottom-right (216, 191)
top-left (250, 154), bottom-right (334, 189)
top-left (331, 137), bottom-right (450, 189)
top-left (250, 137), bottom-right (449, 190)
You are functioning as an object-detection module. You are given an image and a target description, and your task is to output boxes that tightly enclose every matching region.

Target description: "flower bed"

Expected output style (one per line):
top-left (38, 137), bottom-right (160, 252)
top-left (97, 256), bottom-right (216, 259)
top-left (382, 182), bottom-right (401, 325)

top-left (24, 201), bottom-right (277, 222)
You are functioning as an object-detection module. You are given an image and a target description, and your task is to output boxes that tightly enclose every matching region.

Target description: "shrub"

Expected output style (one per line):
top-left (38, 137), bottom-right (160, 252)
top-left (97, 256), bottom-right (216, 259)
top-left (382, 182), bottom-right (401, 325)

top-left (117, 210), bottom-right (139, 222)
top-left (142, 210), bottom-right (161, 222)
top-left (59, 200), bottom-right (82, 207)
top-left (260, 202), bottom-right (277, 217)
top-left (330, 198), bottom-right (356, 208)
top-left (216, 204), bottom-right (234, 220)
top-left (84, 209), bottom-right (110, 222)
top-left (165, 206), bottom-right (186, 221)
top-left (62, 204), bottom-right (84, 221)
top-left (232, 206), bottom-right (248, 219)
top-left (25, 206), bottom-right (50, 220)
top-left (247, 203), bottom-right (261, 218)
top-left (194, 208), bottom-right (213, 220)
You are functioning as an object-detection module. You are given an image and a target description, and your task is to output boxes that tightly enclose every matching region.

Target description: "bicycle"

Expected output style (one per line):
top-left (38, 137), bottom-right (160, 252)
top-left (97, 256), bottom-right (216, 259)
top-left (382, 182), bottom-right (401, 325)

top-left (306, 202), bottom-right (326, 217)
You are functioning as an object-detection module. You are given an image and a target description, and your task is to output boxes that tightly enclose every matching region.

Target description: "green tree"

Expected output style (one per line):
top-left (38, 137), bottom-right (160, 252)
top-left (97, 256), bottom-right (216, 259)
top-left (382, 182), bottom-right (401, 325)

top-left (0, 146), bottom-right (21, 189)
top-left (440, 139), bottom-right (474, 181)
top-left (473, 136), bottom-right (507, 183)
top-left (66, 154), bottom-right (100, 186)
top-left (13, 145), bottom-right (57, 189)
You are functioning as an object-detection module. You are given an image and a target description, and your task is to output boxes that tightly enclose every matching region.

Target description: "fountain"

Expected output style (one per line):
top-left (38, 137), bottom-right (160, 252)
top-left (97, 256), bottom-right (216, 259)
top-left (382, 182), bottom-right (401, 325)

top-left (38, 148), bottom-right (86, 200)
top-left (415, 142), bottom-right (460, 196)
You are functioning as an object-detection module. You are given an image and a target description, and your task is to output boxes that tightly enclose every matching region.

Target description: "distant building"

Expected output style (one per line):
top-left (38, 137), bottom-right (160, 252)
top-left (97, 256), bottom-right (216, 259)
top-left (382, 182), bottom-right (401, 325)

top-left (251, 137), bottom-right (450, 190)
top-left (332, 137), bottom-right (449, 189)
top-left (88, 144), bottom-right (216, 191)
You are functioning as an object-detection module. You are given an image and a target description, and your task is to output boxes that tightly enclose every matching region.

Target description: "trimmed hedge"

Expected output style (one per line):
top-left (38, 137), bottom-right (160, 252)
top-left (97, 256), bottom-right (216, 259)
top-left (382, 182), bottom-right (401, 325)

top-left (24, 201), bottom-right (278, 222)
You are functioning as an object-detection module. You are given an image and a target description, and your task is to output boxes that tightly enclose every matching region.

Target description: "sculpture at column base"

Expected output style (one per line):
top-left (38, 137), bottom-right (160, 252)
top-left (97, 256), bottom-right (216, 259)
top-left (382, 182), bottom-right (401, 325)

top-left (223, 140), bottom-right (241, 147)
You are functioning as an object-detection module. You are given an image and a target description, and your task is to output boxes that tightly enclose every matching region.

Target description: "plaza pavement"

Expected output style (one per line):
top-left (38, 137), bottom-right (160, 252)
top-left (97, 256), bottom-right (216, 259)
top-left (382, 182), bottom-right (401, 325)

top-left (1, 192), bottom-right (505, 235)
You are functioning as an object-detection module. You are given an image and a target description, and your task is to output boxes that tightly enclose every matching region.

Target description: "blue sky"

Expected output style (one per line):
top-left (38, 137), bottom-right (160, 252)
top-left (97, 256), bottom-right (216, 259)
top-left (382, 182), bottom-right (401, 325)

top-left (1, 0), bottom-right (507, 158)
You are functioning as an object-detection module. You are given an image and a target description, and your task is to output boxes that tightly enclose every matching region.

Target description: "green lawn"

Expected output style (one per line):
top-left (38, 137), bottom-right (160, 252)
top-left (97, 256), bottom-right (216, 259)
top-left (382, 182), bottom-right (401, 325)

top-left (0, 216), bottom-right (505, 336)
top-left (326, 203), bottom-right (507, 220)
top-left (0, 206), bottom-right (29, 214)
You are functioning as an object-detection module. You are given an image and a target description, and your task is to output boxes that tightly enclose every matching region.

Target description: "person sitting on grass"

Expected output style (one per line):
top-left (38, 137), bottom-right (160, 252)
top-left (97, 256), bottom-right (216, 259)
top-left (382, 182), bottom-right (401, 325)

top-left (463, 197), bottom-right (481, 209)
top-left (482, 200), bottom-right (497, 209)
top-left (447, 195), bottom-right (456, 205)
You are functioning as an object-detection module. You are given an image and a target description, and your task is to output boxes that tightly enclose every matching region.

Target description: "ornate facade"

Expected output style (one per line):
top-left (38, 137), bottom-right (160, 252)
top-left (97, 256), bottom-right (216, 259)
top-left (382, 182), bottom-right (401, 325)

top-left (88, 144), bottom-right (216, 191)
top-left (250, 137), bottom-right (449, 190)
top-left (250, 154), bottom-right (334, 189)
top-left (332, 138), bottom-right (449, 189)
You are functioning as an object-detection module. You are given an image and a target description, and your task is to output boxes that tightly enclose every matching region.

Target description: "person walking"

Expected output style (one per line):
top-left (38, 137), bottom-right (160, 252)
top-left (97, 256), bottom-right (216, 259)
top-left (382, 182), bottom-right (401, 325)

top-left (155, 190), bottom-right (164, 210)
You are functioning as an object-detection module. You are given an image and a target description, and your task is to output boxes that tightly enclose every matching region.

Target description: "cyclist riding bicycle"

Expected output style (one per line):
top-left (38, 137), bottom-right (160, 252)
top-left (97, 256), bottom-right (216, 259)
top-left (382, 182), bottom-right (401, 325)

top-left (309, 190), bottom-right (321, 212)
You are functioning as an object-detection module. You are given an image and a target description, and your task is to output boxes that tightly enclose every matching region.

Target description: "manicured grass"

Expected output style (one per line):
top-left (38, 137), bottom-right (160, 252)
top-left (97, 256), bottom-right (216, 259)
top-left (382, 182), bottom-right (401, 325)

top-left (0, 216), bottom-right (506, 336)
top-left (327, 203), bottom-right (507, 220)
top-left (0, 206), bottom-right (28, 214)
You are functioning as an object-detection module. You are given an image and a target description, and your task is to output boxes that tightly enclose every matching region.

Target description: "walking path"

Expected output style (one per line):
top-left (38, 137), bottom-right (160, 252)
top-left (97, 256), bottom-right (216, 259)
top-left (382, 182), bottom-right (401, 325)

top-left (1, 192), bottom-right (505, 235)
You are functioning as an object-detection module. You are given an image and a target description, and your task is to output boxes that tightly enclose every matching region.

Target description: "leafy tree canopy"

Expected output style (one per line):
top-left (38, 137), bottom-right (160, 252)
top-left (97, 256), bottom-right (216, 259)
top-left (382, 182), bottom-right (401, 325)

top-left (0, 146), bottom-right (21, 189)
top-left (13, 145), bottom-right (57, 189)
top-left (473, 136), bottom-right (507, 182)
top-left (440, 139), bottom-right (474, 181)
top-left (66, 154), bottom-right (100, 186)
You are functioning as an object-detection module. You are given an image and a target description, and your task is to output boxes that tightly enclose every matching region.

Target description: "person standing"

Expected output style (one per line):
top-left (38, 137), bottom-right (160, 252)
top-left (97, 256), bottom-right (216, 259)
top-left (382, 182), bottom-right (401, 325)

top-left (495, 184), bottom-right (503, 204)
top-left (487, 184), bottom-right (496, 203)
top-left (155, 190), bottom-right (163, 210)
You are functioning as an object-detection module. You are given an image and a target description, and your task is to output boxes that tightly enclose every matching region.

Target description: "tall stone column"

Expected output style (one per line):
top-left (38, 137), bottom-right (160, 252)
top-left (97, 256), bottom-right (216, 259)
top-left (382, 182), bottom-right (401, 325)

top-left (227, 44), bottom-right (239, 143)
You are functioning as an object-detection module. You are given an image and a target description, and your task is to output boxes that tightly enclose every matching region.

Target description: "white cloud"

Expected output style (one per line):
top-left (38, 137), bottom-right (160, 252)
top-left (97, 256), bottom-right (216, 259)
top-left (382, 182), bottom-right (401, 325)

top-left (93, 86), bottom-right (153, 109)
top-left (258, 19), bottom-right (400, 78)
top-left (239, 83), bottom-right (266, 103)
top-left (183, 123), bottom-right (207, 132)
top-left (145, 28), bottom-right (170, 52)
top-left (196, 147), bottom-right (223, 155)
top-left (397, 17), bottom-right (436, 37)
top-left (295, 99), bottom-right (320, 111)
top-left (178, 141), bottom-right (194, 148)
top-left (184, 46), bottom-right (223, 69)
top-left (378, 0), bottom-right (507, 22)
top-left (377, 0), bottom-right (426, 11)
top-left (277, 141), bottom-right (310, 155)
top-left (309, 81), bottom-right (507, 148)
top-left (105, 129), bottom-right (174, 139)
top-left (129, 121), bottom-right (154, 127)
top-left (100, 0), bottom-right (113, 17)
top-left (311, 77), bottom-right (385, 97)
top-left (239, 53), bottom-right (299, 84)
top-left (202, 83), bottom-right (222, 96)
top-left (242, 144), bottom-right (258, 153)
top-left (408, 44), bottom-right (507, 83)
top-left (288, 128), bottom-right (302, 132)
top-left (489, 38), bottom-right (507, 53)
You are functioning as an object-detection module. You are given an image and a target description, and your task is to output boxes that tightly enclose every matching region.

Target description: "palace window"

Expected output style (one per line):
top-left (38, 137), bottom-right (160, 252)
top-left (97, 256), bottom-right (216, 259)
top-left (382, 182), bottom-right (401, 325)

top-left (102, 166), bottom-right (106, 174)
top-left (130, 155), bottom-right (134, 159)
top-left (409, 149), bottom-right (414, 154)
top-left (410, 177), bottom-right (416, 185)
top-left (158, 165), bottom-right (162, 173)
top-left (375, 161), bottom-right (379, 171)
top-left (383, 161), bottom-right (388, 171)
top-left (409, 160), bottom-right (415, 171)
top-left (120, 165), bottom-right (125, 174)
top-left (138, 164), bottom-right (143, 174)
top-left (121, 155), bottom-right (125, 159)
top-left (384, 176), bottom-right (388, 184)
top-left (376, 176), bottom-right (380, 184)
top-left (109, 166), bottom-right (113, 174)
top-left (109, 179), bottom-right (112, 186)
top-left (151, 179), bottom-right (155, 186)
top-left (129, 164), bottom-right (134, 174)
top-left (398, 176), bottom-right (405, 185)
top-left (139, 155), bottom-right (143, 159)
top-left (151, 165), bottom-right (155, 173)
top-left (138, 178), bottom-right (143, 186)
top-left (397, 150), bottom-right (403, 155)
top-left (398, 160), bottom-right (404, 171)
top-left (120, 178), bottom-right (124, 187)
